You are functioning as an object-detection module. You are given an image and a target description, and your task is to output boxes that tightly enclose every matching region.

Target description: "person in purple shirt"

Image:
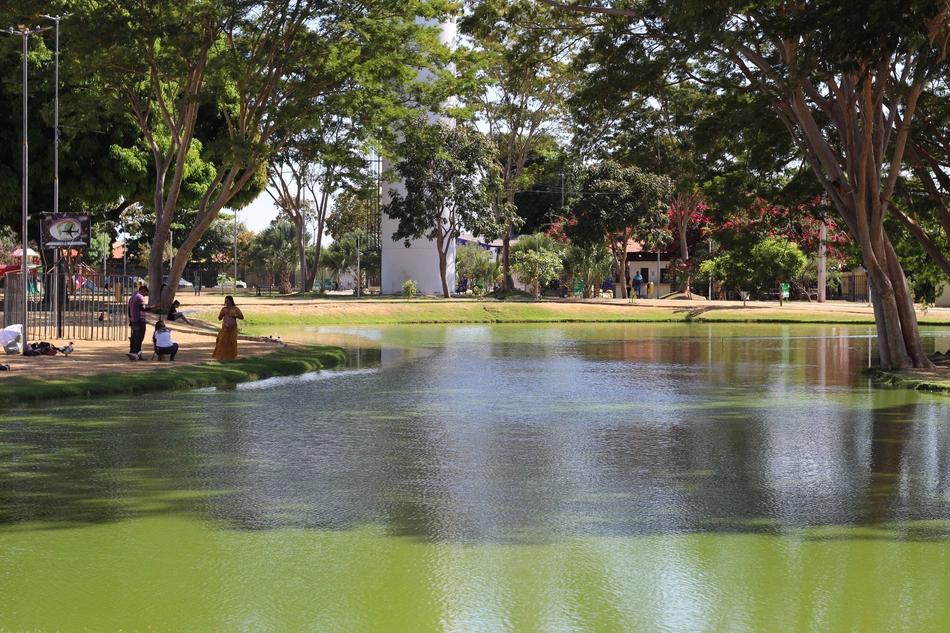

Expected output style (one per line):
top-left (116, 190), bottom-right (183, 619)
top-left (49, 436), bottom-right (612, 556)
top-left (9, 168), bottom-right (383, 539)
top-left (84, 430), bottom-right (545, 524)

top-left (127, 285), bottom-right (156, 361)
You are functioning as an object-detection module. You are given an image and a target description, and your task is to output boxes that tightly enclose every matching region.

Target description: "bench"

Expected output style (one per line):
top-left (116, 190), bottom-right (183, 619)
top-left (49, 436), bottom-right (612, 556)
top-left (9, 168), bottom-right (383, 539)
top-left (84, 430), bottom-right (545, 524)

top-left (256, 285), bottom-right (274, 296)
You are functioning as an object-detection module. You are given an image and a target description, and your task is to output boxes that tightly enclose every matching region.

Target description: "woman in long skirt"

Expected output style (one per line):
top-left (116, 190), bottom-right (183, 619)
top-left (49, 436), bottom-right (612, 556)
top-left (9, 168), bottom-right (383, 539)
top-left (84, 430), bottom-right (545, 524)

top-left (212, 295), bottom-right (244, 360)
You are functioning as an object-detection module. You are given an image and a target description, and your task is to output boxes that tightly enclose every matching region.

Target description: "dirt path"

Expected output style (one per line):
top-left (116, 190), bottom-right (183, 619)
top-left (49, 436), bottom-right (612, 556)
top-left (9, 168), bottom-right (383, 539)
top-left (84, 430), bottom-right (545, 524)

top-left (0, 294), bottom-right (281, 380)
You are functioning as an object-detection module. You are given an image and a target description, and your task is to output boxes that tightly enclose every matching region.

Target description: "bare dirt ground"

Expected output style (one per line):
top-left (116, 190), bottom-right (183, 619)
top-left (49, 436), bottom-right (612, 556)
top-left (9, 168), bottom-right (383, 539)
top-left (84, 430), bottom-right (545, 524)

top-left (0, 293), bottom-right (281, 380)
top-left (2, 292), bottom-right (949, 383)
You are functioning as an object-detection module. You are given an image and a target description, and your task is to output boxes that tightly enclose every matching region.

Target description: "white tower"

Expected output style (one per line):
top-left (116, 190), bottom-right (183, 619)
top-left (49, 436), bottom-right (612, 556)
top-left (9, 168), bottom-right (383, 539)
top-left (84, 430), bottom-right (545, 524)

top-left (380, 18), bottom-right (457, 296)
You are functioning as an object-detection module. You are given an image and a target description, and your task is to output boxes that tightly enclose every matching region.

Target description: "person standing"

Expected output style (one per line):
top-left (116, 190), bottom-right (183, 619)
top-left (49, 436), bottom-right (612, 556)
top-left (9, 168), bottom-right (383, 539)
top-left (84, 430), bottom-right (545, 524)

top-left (212, 295), bottom-right (244, 361)
top-left (633, 271), bottom-right (643, 298)
top-left (127, 284), bottom-right (155, 361)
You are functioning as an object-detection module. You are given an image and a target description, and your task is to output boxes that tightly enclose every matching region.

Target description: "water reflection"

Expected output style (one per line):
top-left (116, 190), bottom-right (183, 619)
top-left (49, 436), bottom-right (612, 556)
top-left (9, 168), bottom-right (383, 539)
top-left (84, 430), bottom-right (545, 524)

top-left (1, 324), bottom-right (949, 545)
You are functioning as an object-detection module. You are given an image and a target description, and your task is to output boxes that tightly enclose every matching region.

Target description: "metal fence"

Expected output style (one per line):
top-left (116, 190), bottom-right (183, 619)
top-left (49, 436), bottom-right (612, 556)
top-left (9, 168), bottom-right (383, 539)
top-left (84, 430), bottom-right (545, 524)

top-left (840, 270), bottom-right (869, 303)
top-left (2, 271), bottom-right (138, 341)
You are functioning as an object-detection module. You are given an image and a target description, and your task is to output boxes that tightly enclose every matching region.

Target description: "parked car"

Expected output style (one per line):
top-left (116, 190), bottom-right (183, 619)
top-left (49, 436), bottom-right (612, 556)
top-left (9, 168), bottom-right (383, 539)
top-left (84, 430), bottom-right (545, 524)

top-left (163, 276), bottom-right (193, 288)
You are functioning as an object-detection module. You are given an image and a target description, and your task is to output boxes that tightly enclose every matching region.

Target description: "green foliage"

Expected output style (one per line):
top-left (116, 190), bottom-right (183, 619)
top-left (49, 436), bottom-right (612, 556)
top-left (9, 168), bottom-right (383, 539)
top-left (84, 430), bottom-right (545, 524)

top-left (320, 231), bottom-right (377, 291)
top-left (0, 226), bottom-right (17, 264)
top-left (561, 242), bottom-right (615, 298)
top-left (567, 161), bottom-right (672, 247)
top-left (402, 279), bottom-right (418, 299)
top-left (461, 0), bottom-right (581, 240)
top-left (386, 121), bottom-right (505, 245)
top-left (511, 248), bottom-right (564, 297)
top-left (326, 190), bottom-right (380, 242)
top-left (565, 160), bottom-right (672, 298)
top-left (384, 120), bottom-right (506, 295)
top-left (252, 219), bottom-right (298, 293)
top-left (701, 237), bottom-right (807, 299)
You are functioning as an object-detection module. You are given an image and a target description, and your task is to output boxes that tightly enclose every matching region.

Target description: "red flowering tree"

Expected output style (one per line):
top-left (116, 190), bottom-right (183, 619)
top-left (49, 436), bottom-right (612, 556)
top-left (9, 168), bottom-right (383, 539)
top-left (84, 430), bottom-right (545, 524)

top-left (708, 197), bottom-right (853, 298)
top-left (666, 199), bottom-right (713, 295)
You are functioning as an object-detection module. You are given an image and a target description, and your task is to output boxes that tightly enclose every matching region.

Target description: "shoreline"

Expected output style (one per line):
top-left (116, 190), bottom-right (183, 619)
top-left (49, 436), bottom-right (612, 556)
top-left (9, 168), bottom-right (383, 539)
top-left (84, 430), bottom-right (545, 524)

top-left (3, 295), bottom-right (949, 402)
top-left (0, 343), bottom-right (347, 405)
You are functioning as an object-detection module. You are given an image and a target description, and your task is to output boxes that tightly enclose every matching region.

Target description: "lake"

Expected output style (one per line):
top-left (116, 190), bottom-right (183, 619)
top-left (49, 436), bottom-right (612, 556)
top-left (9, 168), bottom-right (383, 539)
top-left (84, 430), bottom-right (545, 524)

top-left (1, 323), bottom-right (950, 632)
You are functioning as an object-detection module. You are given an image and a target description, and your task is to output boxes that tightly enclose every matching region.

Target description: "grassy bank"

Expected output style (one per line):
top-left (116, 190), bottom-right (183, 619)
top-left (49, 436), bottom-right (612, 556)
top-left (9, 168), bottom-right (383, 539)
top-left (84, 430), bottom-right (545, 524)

top-left (865, 353), bottom-right (950, 395)
top-left (0, 344), bottom-right (347, 405)
top-left (193, 298), bottom-right (927, 328)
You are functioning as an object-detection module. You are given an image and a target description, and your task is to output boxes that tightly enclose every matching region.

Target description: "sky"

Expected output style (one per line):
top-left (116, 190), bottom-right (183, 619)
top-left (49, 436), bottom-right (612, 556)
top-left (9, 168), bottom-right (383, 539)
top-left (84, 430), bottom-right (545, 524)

top-left (233, 189), bottom-right (281, 233)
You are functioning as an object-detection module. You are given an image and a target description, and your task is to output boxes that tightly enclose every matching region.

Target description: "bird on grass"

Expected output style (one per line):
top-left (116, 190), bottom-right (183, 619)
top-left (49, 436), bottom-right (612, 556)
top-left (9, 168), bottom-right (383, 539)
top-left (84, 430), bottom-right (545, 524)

top-left (57, 342), bottom-right (75, 356)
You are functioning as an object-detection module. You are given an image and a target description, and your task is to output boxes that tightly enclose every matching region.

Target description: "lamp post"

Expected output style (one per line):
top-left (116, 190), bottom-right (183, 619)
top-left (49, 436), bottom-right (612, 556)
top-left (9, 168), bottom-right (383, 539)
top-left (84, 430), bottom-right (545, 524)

top-left (39, 14), bottom-right (70, 218)
top-left (2, 24), bottom-right (50, 354)
top-left (40, 14), bottom-right (70, 334)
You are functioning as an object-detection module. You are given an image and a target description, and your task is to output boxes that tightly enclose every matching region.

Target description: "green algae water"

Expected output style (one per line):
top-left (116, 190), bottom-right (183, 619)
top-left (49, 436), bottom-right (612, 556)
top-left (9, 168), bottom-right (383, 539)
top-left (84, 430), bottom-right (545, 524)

top-left (2, 322), bottom-right (950, 632)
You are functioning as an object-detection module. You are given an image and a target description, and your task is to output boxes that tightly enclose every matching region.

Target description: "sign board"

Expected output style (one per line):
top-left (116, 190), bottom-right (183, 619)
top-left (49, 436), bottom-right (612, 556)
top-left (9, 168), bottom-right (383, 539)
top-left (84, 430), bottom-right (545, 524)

top-left (40, 213), bottom-right (90, 248)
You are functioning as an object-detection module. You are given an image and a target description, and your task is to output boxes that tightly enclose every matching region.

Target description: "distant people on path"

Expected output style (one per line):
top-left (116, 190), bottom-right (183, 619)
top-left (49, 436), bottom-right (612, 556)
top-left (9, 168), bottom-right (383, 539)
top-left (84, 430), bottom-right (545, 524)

top-left (633, 272), bottom-right (643, 298)
top-left (194, 276), bottom-right (201, 296)
top-left (212, 295), bottom-right (244, 361)
top-left (127, 284), bottom-right (156, 361)
top-left (152, 320), bottom-right (179, 361)
top-left (167, 300), bottom-right (191, 325)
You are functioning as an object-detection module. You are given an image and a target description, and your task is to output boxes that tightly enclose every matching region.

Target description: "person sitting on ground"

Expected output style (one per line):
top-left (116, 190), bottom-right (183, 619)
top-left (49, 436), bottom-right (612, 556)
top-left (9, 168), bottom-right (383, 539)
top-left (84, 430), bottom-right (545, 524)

top-left (152, 320), bottom-right (179, 361)
top-left (167, 300), bottom-right (191, 325)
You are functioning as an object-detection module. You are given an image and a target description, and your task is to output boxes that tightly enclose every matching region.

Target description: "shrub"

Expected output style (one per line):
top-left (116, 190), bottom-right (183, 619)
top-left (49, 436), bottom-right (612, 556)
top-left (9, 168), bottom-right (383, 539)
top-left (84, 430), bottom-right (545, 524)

top-left (402, 279), bottom-right (418, 298)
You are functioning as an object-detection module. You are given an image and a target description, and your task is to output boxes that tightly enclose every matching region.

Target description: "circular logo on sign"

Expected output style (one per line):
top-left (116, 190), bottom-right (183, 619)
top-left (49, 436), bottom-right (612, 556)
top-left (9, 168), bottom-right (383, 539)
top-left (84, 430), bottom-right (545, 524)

top-left (49, 217), bottom-right (82, 241)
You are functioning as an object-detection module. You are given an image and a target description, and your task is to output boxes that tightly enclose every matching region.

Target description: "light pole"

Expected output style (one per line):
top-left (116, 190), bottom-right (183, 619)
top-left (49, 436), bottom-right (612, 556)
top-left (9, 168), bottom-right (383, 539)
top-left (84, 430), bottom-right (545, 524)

top-left (536, 233), bottom-right (541, 298)
top-left (40, 14), bottom-right (70, 332)
top-left (2, 24), bottom-right (50, 354)
top-left (39, 14), bottom-right (70, 219)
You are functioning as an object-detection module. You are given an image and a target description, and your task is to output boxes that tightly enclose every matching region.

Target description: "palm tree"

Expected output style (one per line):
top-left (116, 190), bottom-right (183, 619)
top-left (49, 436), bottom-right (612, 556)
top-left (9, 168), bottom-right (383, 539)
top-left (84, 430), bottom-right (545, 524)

top-left (563, 243), bottom-right (614, 298)
top-left (253, 220), bottom-right (298, 294)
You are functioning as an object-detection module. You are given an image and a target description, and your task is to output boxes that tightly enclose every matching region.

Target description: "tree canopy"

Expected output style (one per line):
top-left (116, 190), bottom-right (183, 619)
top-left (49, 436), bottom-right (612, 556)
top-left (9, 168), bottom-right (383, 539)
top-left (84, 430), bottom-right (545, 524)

top-left (384, 121), bottom-right (504, 297)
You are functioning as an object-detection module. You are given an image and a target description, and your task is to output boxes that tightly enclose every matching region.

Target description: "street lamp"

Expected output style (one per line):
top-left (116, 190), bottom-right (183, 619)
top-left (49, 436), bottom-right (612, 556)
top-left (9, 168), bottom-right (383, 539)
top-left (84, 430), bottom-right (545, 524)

top-left (39, 14), bottom-right (71, 219)
top-left (2, 24), bottom-right (50, 354)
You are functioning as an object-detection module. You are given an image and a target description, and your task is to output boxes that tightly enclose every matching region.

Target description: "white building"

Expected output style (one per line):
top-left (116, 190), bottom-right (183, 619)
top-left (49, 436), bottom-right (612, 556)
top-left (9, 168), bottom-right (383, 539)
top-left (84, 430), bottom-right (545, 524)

top-left (380, 18), bottom-right (458, 296)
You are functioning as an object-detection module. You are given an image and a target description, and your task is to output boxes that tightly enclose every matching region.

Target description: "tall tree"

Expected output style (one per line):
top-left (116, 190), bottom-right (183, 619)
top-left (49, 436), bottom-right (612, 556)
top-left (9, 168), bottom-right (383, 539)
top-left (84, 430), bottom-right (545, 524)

top-left (70, 0), bottom-right (451, 310)
top-left (268, 92), bottom-right (379, 293)
top-left (383, 121), bottom-right (504, 297)
top-left (539, 0), bottom-right (949, 368)
top-left (565, 161), bottom-right (672, 299)
top-left (252, 219), bottom-right (298, 294)
top-left (461, 0), bottom-right (580, 288)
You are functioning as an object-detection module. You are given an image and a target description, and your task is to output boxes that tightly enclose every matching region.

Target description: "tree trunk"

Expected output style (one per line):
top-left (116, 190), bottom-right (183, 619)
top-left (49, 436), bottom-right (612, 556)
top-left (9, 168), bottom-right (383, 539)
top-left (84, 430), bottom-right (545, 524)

top-left (612, 254), bottom-right (628, 299)
top-left (436, 225), bottom-right (451, 299)
top-left (294, 215), bottom-right (307, 293)
top-left (438, 248), bottom-right (450, 298)
top-left (307, 228), bottom-right (325, 293)
top-left (502, 229), bottom-right (514, 289)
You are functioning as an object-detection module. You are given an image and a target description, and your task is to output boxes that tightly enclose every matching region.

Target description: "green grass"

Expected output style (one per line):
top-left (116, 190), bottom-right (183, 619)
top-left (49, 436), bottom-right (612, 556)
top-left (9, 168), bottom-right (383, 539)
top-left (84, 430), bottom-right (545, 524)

top-left (865, 353), bottom-right (950, 395)
top-left (202, 302), bottom-right (689, 328)
top-left (0, 344), bottom-right (347, 406)
top-left (196, 299), bottom-right (912, 328)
